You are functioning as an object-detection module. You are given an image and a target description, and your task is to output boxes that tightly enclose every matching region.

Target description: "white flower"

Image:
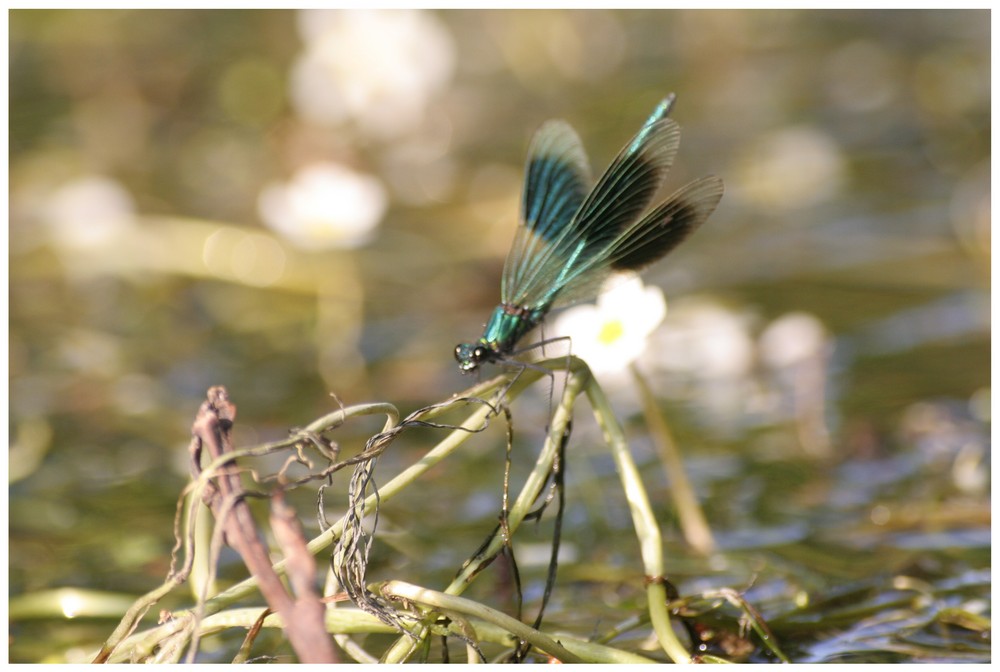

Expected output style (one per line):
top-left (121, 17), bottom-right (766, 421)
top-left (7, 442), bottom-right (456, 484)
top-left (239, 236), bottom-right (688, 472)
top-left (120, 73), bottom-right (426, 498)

top-left (733, 125), bottom-right (845, 211)
top-left (645, 298), bottom-right (758, 436)
top-left (43, 175), bottom-right (135, 250)
top-left (759, 312), bottom-right (828, 369)
top-left (291, 9), bottom-right (455, 139)
top-left (553, 276), bottom-right (667, 376)
top-left (649, 298), bottom-right (755, 379)
top-left (258, 162), bottom-right (387, 251)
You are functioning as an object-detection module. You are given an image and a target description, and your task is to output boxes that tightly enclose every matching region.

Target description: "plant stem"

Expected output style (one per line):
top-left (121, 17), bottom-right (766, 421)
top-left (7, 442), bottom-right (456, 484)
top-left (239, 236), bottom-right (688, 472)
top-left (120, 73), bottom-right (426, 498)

top-left (586, 370), bottom-right (692, 664)
top-left (383, 363), bottom-right (585, 662)
top-left (631, 363), bottom-right (716, 556)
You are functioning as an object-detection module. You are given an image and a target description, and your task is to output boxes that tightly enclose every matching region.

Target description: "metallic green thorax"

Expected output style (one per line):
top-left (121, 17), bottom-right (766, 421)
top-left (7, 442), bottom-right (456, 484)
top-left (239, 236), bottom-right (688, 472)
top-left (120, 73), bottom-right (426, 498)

top-left (454, 303), bottom-right (546, 372)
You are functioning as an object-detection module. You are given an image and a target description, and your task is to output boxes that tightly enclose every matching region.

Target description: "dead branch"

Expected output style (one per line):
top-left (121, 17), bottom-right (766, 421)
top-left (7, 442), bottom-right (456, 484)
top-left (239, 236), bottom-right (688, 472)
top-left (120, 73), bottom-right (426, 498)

top-left (190, 386), bottom-right (337, 663)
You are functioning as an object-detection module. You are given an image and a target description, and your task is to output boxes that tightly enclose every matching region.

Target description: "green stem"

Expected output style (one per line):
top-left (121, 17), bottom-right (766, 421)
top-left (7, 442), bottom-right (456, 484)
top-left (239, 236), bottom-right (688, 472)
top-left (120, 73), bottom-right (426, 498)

top-left (630, 363), bottom-right (716, 555)
top-left (382, 580), bottom-right (582, 663)
top-left (383, 362), bottom-right (587, 662)
top-left (585, 371), bottom-right (692, 664)
top-left (448, 363), bottom-right (587, 591)
top-left (382, 580), bottom-right (660, 664)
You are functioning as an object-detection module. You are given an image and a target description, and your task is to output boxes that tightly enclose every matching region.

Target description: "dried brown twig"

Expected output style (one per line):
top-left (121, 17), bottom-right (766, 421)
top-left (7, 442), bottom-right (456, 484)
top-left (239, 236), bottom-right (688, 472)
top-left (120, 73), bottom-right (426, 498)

top-left (187, 386), bottom-right (337, 663)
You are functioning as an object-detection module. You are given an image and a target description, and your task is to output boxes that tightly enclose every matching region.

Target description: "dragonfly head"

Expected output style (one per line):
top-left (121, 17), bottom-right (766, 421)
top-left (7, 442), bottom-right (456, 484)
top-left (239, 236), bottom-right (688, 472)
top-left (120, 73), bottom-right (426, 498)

top-left (454, 342), bottom-right (493, 373)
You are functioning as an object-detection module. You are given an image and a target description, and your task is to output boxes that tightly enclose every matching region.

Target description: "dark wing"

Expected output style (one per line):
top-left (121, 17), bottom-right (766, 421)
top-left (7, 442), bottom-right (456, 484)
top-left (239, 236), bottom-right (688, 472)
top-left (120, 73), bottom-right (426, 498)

top-left (567, 97), bottom-right (680, 253)
top-left (608, 175), bottom-right (724, 271)
top-left (501, 120), bottom-right (591, 305)
top-left (505, 97), bottom-right (682, 309)
top-left (546, 175), bottom-right (723, 307)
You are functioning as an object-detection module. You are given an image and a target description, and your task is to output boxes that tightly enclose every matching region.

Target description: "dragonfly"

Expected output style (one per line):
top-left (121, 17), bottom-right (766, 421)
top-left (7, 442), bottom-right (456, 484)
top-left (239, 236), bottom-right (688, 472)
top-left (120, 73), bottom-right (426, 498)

top-left (455, 94), bottom-right (724, 373)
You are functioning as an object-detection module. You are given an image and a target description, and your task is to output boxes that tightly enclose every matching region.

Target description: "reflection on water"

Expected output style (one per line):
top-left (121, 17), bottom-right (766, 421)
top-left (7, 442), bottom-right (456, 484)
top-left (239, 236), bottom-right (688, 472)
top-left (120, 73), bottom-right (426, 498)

top-left (9, 8), bottom-right (989, 663)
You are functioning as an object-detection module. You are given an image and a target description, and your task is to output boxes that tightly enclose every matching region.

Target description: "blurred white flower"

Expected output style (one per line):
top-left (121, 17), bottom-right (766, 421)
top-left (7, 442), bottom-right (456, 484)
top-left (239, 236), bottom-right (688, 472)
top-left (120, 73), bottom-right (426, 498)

top-left (652, 298), bottom-right (755, 379)
top-left (734, 125), bottom-right (845, 211)
top-left (759, 312), bottom-right (832, 457)
top-left (553, 276), bottom-right (666, 376)
top-left (43, 175), bottom-right (135, 250)
top-left (58, 328), bottom-right (122, 376)
top-left (258, 162), bottom-right (387, 251)
top-left (759, 312), bottom-right (828, 369)
top-left (291, 9), bottom-right (455, 139)
top-left (646, 298), bottom-right (758, 438)
top-left (825, 40), bottom-right (901, 113)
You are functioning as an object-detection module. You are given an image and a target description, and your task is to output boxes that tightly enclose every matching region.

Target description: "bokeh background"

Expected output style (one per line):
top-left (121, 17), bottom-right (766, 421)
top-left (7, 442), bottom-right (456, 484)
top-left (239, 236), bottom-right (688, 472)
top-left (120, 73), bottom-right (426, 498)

top-left (9, 9), bottom-right (990, 663)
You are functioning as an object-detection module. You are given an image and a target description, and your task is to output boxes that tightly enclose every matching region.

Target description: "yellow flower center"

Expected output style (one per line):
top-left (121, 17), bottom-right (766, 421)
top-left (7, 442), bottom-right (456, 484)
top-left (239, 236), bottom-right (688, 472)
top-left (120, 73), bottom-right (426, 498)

top-left (597, 319), bottom-right (625, 345)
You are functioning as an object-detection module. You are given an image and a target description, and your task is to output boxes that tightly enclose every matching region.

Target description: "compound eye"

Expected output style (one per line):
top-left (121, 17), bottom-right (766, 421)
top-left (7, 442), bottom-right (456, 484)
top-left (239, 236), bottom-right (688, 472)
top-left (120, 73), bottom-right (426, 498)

top-left (455, 343), bottom-right (480, 371)
top-left (474, 346), bottom-right (488, 361)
